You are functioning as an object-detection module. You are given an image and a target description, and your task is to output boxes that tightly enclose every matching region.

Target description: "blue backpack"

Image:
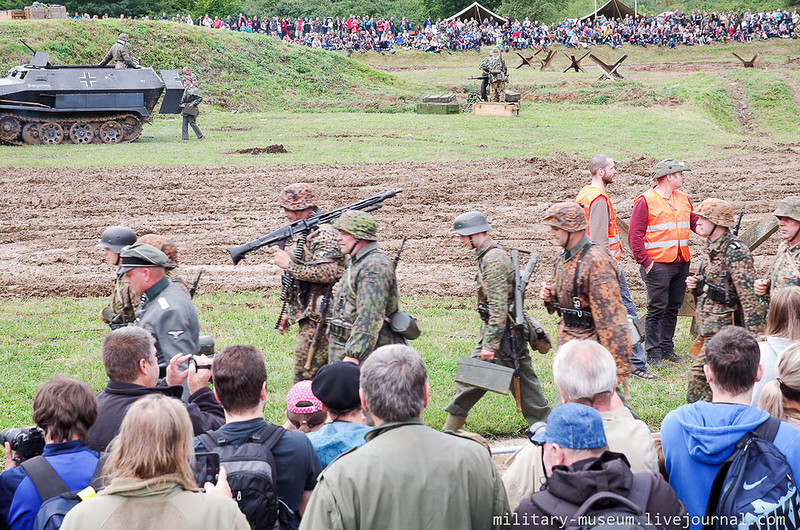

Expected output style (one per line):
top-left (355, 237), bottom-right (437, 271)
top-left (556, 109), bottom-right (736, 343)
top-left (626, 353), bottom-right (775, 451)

top-left (20, 456), bottom-right (103, 530)
top-left (703, 416), bottom-right (800, 530)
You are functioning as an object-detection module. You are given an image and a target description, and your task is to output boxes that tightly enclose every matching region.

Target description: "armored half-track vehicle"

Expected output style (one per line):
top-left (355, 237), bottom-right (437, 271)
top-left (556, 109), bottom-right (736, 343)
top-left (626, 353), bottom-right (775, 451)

top-left (0, 50), bottom-right (184, 145)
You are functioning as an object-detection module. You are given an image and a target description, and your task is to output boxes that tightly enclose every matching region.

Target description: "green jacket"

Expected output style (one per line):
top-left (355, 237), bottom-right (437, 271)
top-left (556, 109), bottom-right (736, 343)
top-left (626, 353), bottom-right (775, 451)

top-left (328, 242), bottom-right (405, 361)
top-left (299, 418), bottom-right (510, 530)
top-left (61, 475), bottom-right (249, 530)
top-left (475, 237), bottom-right (513, 353)
top-left (181, 85), bottom-right (202, 115)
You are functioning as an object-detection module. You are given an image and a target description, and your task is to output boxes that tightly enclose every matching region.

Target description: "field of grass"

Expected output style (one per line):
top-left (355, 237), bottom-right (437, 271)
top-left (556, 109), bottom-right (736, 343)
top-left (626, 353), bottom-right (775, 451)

top-left (0, 292), bottom-right (690, 439)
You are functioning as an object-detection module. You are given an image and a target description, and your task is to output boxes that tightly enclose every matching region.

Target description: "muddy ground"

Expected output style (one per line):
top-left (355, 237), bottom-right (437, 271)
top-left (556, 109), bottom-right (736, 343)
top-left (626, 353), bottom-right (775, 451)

top-left (2, 144), bottom-right (800, 301)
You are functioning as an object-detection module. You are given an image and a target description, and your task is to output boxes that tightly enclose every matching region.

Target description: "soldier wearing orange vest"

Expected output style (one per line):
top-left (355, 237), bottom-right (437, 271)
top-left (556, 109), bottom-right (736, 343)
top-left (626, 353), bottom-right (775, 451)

top-left (628, 159), bottom-right (699, 368)
top-left (576, 154), bottom-right (655, 380)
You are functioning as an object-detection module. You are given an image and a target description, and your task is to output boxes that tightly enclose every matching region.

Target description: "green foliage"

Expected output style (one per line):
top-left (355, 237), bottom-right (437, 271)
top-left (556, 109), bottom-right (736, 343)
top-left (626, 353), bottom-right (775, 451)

top-left (498, 0), bottom-right (568, 24)
top-left (726, 68), bottom-right (800, 138)
top-left (654, 72), bottom-right (739, 131)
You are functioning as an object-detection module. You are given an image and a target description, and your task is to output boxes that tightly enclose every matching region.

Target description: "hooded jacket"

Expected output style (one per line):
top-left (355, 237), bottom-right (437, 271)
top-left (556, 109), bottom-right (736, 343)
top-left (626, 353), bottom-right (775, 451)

top-left (512, 451), bottom-right (685, 530)
top-left (660, 402), bottom-right (800, 530)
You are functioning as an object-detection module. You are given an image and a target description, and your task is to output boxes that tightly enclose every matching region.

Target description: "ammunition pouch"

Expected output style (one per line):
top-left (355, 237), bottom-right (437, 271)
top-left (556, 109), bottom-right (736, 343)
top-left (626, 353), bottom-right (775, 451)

top-left (327, 319), bottom-right (353, 342)
top-left (558, 307), bottom-right (594, 329)
top-left (477, 303), bottom-right (490, 324)
top-left (704, 282), bottom-right (737, 306)
top-left (524, 313), bottom-right (551, 354)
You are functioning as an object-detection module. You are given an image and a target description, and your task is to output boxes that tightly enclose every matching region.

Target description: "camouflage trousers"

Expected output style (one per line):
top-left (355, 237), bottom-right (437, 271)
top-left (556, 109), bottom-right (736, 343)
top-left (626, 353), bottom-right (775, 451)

top-left (686, 339), bottom-right (713, 403)
top-left (489, 81), bottom-right (506, 102)
top-left (292, 318), bottom-right (329, 383)
top-left (445, 339), bottom-right (551, 427)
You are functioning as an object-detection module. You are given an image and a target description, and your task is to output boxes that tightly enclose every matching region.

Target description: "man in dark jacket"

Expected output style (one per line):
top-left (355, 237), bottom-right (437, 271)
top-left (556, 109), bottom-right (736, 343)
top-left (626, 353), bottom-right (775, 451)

top-left (86, 326), bottom-right (224, 452)
top-left (512, 403), bottom-right (686, 529)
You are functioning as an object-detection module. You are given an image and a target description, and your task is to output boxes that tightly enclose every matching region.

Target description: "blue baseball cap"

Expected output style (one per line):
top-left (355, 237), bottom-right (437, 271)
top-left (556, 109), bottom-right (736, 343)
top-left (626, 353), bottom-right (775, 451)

top-left (531, 403), bottom-right (607, 450)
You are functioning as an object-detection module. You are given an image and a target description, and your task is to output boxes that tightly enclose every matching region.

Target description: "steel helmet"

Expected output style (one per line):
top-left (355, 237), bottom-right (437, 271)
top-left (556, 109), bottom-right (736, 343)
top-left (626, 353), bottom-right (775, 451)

top-left (279, 183), bottom-right (318, 211)
top-left (543, 202), bottom-right (587, 232)
top-left (136, 234), bottom-right (179, 269)
top-left (117, 33), bottom-right (129, 44)
top-left (772, 196), bottom-right (800, 223)
top-left (695, 198), bottom-right (735, 228)
top-left (453, 211), bottom-right (492, 236)
top-left (332, 210), bottom-right (377, 241)
top-left (98, 226), bottom-right (137, 254)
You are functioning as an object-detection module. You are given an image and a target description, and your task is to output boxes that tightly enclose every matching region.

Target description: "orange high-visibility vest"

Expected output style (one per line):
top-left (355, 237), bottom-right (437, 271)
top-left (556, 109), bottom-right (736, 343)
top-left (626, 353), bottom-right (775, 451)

top-left (639, 188), bottom-right (692, 263)
top-left (576, 185), bottom-right (623, 261)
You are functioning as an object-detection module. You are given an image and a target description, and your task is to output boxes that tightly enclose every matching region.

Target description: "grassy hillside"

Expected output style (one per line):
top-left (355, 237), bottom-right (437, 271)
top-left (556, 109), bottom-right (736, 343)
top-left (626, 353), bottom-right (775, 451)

top-left (0, 19), bottom-right (415, 112)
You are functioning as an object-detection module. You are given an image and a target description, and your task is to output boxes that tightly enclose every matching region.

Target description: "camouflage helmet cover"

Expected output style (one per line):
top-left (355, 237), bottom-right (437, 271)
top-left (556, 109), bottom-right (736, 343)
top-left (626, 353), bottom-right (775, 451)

top-left (651, 158), bottom-right (691, 180)
top-left (695, 198), bottom-right (735, 228)
top-left (543, 202), bottom-right (588, 232)
top-left (332, 210), bottom-right (378, 241)
top-left (453, 211), bottom-right (492, 236)
top-left (136, 234), bottom-right (179, 268)
top-left (279, 183), bottom-right (318, 211)
top-left (772, 196), bottom-right (800, 223)
top-left (98, 226), bottom-right (137, 254)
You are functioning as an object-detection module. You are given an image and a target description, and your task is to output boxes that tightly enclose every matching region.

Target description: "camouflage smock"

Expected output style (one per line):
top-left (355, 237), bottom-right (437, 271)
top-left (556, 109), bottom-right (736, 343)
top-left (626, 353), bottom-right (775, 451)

top-left (285, 223), bottom-right (344, 325)
top-left (694, 231), bottom-right (766, 337)
top-left (478, 54), bottom-right (507, 84)
top-left (102, 275), bottom-right (137, 327)
top-left (474, 237), bottom-right (513, 352)
top-left (547, 235), bottom-right (633, 378)
top-left (768, 241), bottom-right (800, 294)
top-left (328, 241), bottom-right (405, 361)
top-left (180, 85), bottom-right (202, 114)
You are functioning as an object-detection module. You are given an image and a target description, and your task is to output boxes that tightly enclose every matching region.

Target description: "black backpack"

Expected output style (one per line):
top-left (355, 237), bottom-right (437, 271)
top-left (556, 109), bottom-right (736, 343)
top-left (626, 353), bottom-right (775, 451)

top-left (531, 472), bottom-right (657, 530)
top-left (20, 455), bottom-right (103, 530)
top-left (703, 416), bottom-right (800, 530)
top-left (198, 424), bottom-right (297, 530)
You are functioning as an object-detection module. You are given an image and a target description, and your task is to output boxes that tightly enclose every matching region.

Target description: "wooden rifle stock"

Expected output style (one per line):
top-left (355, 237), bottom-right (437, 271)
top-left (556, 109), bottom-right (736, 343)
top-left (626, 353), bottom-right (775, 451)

top-left (305, 284), bottom-right (333, 370)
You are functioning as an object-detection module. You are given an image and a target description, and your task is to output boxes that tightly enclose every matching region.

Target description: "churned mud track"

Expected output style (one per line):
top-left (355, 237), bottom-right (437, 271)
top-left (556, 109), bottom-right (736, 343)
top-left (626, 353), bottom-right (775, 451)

top-left (723, 76), bottom-right (756, 133)
top-left (1, 151), bottom-right (799, 301)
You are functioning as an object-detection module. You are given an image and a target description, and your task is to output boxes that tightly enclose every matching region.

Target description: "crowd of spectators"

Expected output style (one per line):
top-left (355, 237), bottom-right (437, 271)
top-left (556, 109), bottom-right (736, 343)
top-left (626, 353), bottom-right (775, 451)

top-left (67, 8), bottom-right (799, 53)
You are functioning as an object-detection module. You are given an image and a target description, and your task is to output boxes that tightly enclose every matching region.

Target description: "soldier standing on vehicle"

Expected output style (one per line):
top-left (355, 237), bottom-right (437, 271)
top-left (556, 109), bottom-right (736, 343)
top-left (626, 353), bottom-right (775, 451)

top-left (327, 210), bottom-right (406, 365)
top-left (98, 33), bottom-right (140, 69)
top-left (685, 199), bottom-right (766, 403)
top-left (754, 196), bottom-right (800, 298)
top-left (540, 202), bottom-right (633, 380)
top-left (97, 226), bottom-right (137, 329)
top-left (273, 184), bottom-right (344, 382)
top-left (442, 212), bottom-right (550, 432)
top-left (478, 47), bottom-right (507, 102)
top-left (180, 77), bottom-right (204, 141)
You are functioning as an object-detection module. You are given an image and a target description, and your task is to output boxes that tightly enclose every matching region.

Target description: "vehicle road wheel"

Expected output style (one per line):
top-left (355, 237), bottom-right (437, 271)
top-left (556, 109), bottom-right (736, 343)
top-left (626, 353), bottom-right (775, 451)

top-left (70, 122), bottom-right (94, 144)
top-left (0, 116), bottom-right (21, 143)
top-left (22, 123), bottom-right (42, 145)
top-left (121, 116), bottom-right (142, 142)
top-left (100, 121), bottom-right (123, 144)
top-left (40, 122), bottom-right (64, 145)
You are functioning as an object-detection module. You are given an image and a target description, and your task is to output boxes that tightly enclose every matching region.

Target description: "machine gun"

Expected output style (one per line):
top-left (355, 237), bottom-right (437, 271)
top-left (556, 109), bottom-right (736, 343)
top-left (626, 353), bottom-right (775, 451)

top-left (468, 75), bottom-right (489, 101)
top-left (226, 189), bottom-right (402, 329)
top-left (226, 188), bottom-right (402, 265)
top-left (505, 249), bottom-right (541, 412)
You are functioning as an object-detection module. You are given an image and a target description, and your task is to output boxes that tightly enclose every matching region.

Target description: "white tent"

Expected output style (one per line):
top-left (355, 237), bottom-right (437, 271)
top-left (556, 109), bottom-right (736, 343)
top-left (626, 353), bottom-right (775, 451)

top-left (445, 2), bottom-right (508, 25)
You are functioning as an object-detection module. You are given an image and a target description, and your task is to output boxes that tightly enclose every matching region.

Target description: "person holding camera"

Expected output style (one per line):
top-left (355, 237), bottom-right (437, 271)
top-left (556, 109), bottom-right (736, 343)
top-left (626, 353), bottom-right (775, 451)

top-left (61, 394), bottom-right (248, 530)
top-left (86, 326), bottom-right (223, 452)
top-left (0, 377), bottom-right (100, 530)
top-left (685, 198), bottom-right (765, 403)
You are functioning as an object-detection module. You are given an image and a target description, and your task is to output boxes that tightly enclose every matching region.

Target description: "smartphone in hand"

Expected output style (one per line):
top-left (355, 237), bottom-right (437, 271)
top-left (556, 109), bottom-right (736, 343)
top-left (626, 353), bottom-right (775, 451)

top-left (193, 452), bottom-right (220, 486)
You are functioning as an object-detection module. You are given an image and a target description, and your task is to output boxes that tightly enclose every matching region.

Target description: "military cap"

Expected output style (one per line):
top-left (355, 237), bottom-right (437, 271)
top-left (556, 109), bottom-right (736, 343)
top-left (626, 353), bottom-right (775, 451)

top-left (773, 196), bottom-right (800, 223)
top-left (97, 226), bottom-right (136, 254)
top-left (543, 202), bottom-right (587, 232)
top-left (117, 243), bottom-right (168, 275)
top-left (651, 158), bottom-right (691, 180)
top-left (117, 33), bottom-right (129, 44)
top-left (136, 234), bottom-right (179, 269)
top-left (453, 211), bottom-right (492, 236)
top-left (279, 183), bottom-right (318, 211)
top-left (311, 361), bottom-right (362, 413)
top-left (332, 210), bottom-right (378, 241)
top-left (695, 198), bottom-right (735, 228)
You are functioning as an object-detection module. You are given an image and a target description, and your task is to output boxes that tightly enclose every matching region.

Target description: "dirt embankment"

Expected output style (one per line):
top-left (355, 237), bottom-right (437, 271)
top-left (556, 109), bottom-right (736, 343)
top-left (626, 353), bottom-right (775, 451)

top-left (2, 148), bottom-right (800, 300)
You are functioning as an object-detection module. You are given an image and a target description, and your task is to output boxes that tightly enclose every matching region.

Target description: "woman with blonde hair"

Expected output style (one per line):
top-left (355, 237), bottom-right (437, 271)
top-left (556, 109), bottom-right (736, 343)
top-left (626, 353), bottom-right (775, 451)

top-left (759, 343), bottom-right (800, 428)
top-left (62, 394), bottom-right (248, 530)
top-left (751, 286), bottom-right (800, 406)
